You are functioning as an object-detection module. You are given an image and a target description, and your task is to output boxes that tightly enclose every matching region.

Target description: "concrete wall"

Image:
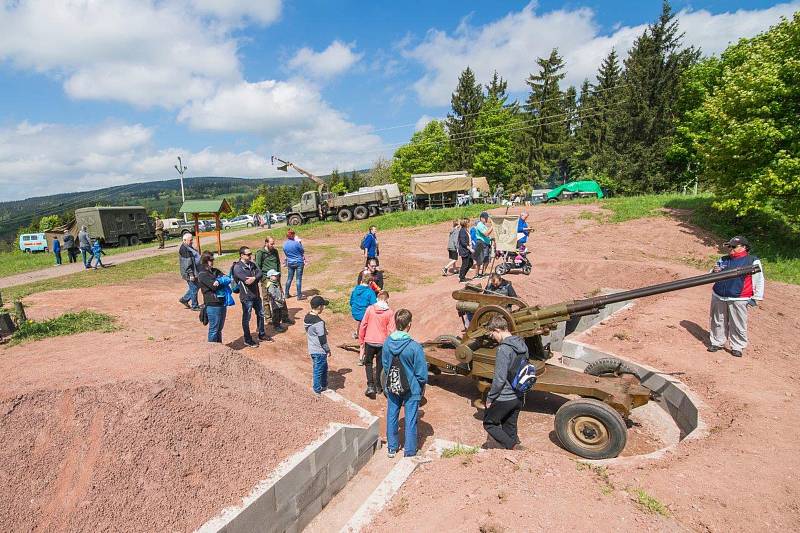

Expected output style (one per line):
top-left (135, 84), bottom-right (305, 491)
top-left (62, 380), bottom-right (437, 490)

top-left (197, 391), bottom-right (379, 533)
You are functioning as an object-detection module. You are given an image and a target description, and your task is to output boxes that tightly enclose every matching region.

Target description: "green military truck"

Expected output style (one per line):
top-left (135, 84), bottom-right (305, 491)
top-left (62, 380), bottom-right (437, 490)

top-left (286, 189), bottom-right (388, 226)
top-left (75, 206), bottom-right (154, 247)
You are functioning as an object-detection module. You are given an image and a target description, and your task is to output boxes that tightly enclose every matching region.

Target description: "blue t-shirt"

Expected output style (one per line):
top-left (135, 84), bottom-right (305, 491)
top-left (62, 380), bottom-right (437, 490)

top-left (517, 218), bottom-right (529, 244)
top-left (475, 221), bottom-right (491, 244)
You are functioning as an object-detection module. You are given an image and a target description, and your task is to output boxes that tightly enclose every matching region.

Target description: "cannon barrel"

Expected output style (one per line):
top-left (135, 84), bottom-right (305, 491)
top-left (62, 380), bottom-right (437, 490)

top-left (565, 264), bottom-right (762, 316)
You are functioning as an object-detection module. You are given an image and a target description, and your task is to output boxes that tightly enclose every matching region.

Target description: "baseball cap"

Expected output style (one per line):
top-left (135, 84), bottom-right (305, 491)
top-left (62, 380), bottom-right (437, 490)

top-left (310, 295), bottom-right (329, 308)
top-left (724, 236), bottom-right (750, 249)
top-left (266, 269), bottom-right (279, 277)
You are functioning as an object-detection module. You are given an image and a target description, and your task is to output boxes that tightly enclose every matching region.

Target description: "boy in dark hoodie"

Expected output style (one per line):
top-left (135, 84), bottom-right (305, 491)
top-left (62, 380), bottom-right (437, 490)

top-left (381, 309), bottom-right (428, 458)
top-left (483, 315), bottom-right (528, 450)
top-left (304, 295), bottom-right (331, 394)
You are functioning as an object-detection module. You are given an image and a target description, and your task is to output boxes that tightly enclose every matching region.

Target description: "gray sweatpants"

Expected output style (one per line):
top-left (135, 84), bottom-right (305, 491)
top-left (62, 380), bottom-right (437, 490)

top-left (709, 297), bottom-right (749, 351)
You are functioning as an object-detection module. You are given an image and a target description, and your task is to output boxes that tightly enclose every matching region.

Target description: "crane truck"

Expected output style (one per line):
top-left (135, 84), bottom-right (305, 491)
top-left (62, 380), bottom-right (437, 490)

top-left (271, 156), bottom-right (391, 226)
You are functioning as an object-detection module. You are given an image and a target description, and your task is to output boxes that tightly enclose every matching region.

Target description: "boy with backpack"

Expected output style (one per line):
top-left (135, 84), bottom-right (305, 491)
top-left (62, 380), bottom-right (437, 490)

top-left (304, 295), bottom-right (331, 394)
top-left (361, 226), bottom-right (379, 266)
top-left (382, 309), bottom-right (428, 458)
top-left (483, 315), bottom-right (535, 450)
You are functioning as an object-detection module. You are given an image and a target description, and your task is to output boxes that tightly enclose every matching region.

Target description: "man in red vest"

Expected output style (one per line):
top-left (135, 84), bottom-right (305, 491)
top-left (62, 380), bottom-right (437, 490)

top-left (708, 236), bottom-right (764, 358)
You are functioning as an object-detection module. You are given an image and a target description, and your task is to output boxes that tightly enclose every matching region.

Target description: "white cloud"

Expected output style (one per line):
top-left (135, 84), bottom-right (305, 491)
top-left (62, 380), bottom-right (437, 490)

top-left (288, 41), bottom-right (363, 79)
top-left (404, 2), bottom-right (800, 106)
top-left (0, 0), bottom-right (270, 108)
top-left (0, 121), bottom-right (270, 200)
top-left (415, 115), bottom-right (435, 131)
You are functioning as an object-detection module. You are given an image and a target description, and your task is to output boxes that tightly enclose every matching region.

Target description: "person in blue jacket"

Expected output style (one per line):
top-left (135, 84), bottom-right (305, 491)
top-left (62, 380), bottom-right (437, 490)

top-left (283, 228), bottom-right (306, 300)
top-left (52, 237), bottom-right (62, 266)
top-left (350, 273), bottom-right (377, 336)
top-left (90, 239), bottom-right (106, 269)
top-left (382, 309), bottom-right (428, 458)
top-left (361, 225), bottom-right (379, 266)
top-left (197, 251), bottom-right (231, 343)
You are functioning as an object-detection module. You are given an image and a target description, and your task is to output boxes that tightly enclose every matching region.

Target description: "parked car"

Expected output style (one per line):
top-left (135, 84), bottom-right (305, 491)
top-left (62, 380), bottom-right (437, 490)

top-left (18, 232), bottom-right (49, 253)
top-left (222, 215), bottom-right (255, 229)
top-left (271, 213), bottom-right (286, 223)
top-left (176, 219), bottom-right (214, 235)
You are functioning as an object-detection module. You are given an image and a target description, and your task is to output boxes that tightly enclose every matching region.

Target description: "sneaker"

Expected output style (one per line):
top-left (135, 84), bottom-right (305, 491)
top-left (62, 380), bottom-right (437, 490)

top-left (297, 295), bottom-right (307, 301)
top-left (365, 386), bottom-right (376, 398)
top-left (283, 319), bottom-right (296, 326)
top-left (387, 450), bottom-right (397, 458)
top-left (258, 334), bottom-right (273, 341)
top-left (707, 345), bottom-right (722, 352)
top-left (458, 278), bottom-right (468, 283)
top-left (190, 307), bottom-right (201, 312)
top-left (179, 299), bottom-right (190, 309)
top-left (352, 332), bottom-right (359, 340)
top-left (273, 326), bottom-right (288, 333)
top-left (244, 340), bottom-right (258, 348)
top-left (731, 350), bottom-right (743, 357)
top-left (441, 267), bottom-right (448, 276)
top-left (357, 356), bottom-right (365, 366)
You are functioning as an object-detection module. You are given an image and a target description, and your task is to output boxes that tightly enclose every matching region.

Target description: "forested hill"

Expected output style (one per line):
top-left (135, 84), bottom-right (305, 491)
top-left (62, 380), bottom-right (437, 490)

top-left (0, 175), bottom-right (300, 242)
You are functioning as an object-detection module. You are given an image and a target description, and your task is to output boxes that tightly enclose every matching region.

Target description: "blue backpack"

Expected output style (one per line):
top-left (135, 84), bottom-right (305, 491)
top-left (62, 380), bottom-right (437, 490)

top-left (228, 261), bottom-right (240, 294)
top-left (508, 353), bottom-right (537, 393)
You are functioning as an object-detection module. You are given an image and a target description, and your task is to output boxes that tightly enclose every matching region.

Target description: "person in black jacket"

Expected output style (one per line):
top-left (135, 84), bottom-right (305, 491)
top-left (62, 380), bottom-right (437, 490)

top-left (485, 274), bottom-right (517, 298)
top-left (232, 246), bottom-right (269, 347)
top-left (197, 251), bottom-right (226, 343)
top-left (457, 218), bottom-right (474, 282)
top-left (357, 258), bottom-right (384, 292)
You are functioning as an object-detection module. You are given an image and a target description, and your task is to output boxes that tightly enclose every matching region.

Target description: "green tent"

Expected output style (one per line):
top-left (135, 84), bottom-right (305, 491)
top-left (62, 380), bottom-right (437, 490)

top-left (546, 180), bottom-right (604, 200)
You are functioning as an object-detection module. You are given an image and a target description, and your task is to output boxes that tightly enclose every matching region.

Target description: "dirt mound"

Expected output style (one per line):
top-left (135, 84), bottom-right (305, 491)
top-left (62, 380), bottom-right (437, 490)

top-left (0, 350), bottom-right (358, 532)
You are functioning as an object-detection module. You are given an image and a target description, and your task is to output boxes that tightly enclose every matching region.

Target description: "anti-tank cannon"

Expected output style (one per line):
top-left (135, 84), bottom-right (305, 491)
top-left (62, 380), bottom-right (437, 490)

top-left (423, 264), bottom-right (761, 459)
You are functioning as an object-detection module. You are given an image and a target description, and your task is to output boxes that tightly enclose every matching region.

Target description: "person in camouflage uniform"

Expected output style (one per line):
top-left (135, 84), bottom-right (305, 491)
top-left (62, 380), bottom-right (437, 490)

top-left (255, 236), bottom-right (281, 318)
top-left (154, 217), bottom-right (165, 249)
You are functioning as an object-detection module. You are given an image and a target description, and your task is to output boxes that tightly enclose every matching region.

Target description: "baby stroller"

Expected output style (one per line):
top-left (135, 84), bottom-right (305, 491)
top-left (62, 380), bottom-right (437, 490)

top-left (494, 245), bottom-right (532, 275)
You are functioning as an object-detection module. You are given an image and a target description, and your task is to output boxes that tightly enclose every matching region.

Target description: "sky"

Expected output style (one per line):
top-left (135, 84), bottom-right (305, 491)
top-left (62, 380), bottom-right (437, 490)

top-left (0, 0), bottom-right (797, 201)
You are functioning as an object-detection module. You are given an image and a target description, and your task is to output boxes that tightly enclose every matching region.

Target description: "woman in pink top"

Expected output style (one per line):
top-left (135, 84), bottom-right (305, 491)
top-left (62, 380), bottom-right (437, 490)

top-left (358, 291), bottom-right (396, 399)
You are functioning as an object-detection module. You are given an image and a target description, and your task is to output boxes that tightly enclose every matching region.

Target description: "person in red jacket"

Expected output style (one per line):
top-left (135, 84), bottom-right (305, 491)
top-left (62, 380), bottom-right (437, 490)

top-left (358, 291), bottom-right (396, 398)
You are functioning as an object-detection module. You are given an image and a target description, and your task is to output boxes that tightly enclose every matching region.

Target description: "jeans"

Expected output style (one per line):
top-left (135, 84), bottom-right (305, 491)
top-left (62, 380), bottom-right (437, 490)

top-left (80, 247), bottom-right (92, 267)
top-left (181, 280), bottom-right (199, 309)
top-left (285, 263), bottom-right (304, 298)
top-left (458, 254), bottom-right (474, 280)
top-left (67, 248), bottom-right (78, 263)
top-left (54, 252), bottom-right (62, 265)
top-left (364, 344), bottom-right (383, 391)
top-left (311, 353), bottom-right (329, 393)
top-left (483, 398), bottom-right (522, 449)
top-left (92, 254), bottom-right (104, 267)
top-left (206, 305), bottom-right (226, 343)
top-left (386, 392), bottom-right (420, 457)
top-left (241, 298), bottom-right (266, 343)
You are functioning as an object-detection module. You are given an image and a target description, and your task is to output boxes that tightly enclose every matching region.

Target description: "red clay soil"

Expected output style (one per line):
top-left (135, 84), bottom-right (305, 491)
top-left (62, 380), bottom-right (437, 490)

top-left (3, 203), bottom-right (799, 531)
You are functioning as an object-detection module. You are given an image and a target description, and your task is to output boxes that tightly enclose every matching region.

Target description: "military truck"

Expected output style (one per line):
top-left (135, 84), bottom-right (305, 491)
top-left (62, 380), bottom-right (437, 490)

top-left (286, 189), bottom-right (388, 226)
top-left (411, 171), bottom-right (490, 209)
top-left (75, 206), bottom-right (154, 247)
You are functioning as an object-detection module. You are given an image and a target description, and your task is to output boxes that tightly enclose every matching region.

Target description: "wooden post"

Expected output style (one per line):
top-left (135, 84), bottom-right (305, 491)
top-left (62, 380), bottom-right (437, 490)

top-left (214, 213), bottom-right (222, 255)
top-left (14, 300), bottom-right (27, 324)
top-left (193, 213), bottom-right (201, 253)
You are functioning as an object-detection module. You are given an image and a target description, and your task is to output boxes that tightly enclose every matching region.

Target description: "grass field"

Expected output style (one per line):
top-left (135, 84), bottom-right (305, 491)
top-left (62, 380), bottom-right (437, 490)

top-left (9, 310), bottom-right (118, 345)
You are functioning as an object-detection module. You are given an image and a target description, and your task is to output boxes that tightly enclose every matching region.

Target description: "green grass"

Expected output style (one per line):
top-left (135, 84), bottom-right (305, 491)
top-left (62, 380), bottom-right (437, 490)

top-left (441, 443), bottom-right (479, 458)
top-left (631, 488), bottom-right (670, 516)
top-left (8, 310), bottom-right (118, 345)
top-left (564, 194), bottom-right (800, 285)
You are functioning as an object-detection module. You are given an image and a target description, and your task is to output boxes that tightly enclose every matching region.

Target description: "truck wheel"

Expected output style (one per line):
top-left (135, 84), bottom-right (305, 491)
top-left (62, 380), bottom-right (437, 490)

top-left (24, 248), bottom-right (31, 254)
top-left (384, 206), bottom-right (393, 214)
top-left (119, 236), bottom-right (130, 247)
top-left (129, 235), bottom-right (140, 246)
top-left (246, 222), bottom-right (253, 227)
top-left (368, 206), bottom-right (378, 217)
top-left (554, 398), bottom-right (627, 459)
top-left (337, 208), bottom-right (353, 222)
top-left (287, 215), bottom-right (303, 226)
top-left (584, 357), bottom-right (637, 378)
top-left (353, 206), bottom-right (369, 220)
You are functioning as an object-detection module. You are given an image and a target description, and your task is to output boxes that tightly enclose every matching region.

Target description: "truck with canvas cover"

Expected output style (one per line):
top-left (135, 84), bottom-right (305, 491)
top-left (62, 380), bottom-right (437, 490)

top-left (545, 180), bottom-right (604, 202)
top-left (359, 183), bottom-right (404, 213)
top-left (75, 206), bottom-right (154, 247)
top-left (286, 189), bottom-right (388, 226)
top-left (411, 171), bottom-right (473, 209)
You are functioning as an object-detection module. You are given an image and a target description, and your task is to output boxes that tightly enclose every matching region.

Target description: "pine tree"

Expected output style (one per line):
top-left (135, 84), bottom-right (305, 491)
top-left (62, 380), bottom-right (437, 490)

top-left (606, 1), bottom-right (699, 192)
top-left (446, 67), bottom-right (483, 170)
top-left (570, 79), bottom-right (594, 174)
top-left (592, 48), bottom-right (622, 152)
top-left (560, 86), bottom-right (578, 180)
top-left (521, 48), bottom-right (567, 185)
top-left (485, 70), bottom-right (508, 102)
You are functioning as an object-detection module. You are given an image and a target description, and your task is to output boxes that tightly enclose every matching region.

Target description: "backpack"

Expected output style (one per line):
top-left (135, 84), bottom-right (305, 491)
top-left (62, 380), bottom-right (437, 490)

top-left (228, 261), bottom-right (240, 293)
top-left (507, 353), bottom-right (537, 393)
top-left (386, 355), bottom-right (410, 395)
top-left (359, 234), bottom-right (368, 250)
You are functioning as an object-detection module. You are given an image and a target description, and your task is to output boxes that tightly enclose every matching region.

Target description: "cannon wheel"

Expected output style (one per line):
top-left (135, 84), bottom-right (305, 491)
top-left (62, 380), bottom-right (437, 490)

top-left (584, 357), bottom-right (637, 378)
top-left (554, 398), bottom-right (627, 459)
top-left (469, 304), bottom-right (516, 335)
top-left (433, 334), bottom-right (461, 348)
top-left (337, 208), bottom-right (353, 222)
top-left (353, 205), bottom-right (369, 220)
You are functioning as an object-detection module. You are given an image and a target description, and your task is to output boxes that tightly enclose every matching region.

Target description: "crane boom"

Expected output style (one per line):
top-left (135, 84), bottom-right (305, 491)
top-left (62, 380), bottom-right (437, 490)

top-left (271, 156), bottom-right (327, 192)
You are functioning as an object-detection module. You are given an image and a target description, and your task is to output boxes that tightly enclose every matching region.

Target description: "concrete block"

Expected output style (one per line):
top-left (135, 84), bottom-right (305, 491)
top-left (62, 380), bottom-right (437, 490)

top-left (356, 420), bottom-right (380, 455)
top-left (268, 500), bottom-right (300, 533)
top-left (217, 486), bottom-right (276, 533)
top-left (312, 427), bottom-right (346, 470)
top-left (327, 442), bottom-right (357, 482)
top-left (291, 496), bottom-right (323, 533)
top-left (295, 466), bottom-right (328, 511)
top-left (322, 469), bottom-right (350, 508)
top-left (342, 426), bottom-right (362, 452)
top-left (274, 454), bottom-right (314, 509)
top-left (353, 446), bottom-right (374, 473)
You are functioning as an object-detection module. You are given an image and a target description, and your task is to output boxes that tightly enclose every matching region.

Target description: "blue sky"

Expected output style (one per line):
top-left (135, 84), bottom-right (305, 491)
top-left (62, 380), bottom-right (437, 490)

top-left (1, 0), bottom-right (797, 201)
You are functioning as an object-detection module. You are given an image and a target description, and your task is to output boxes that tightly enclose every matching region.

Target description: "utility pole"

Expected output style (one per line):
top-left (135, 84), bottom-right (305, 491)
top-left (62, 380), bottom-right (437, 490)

top-left (175, 156), bottom-right (188, 222)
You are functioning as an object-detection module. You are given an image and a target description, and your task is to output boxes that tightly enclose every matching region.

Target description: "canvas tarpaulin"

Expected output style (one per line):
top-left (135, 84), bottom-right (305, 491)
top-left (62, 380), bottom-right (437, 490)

top-left (472, 177), bottom-right (490, 194)
top-left (411, 175), bottom-right (471, 195)
top-left (546, 180), bottom-right (604, 199)
top-left (490, 215), bottom-right (521, 252)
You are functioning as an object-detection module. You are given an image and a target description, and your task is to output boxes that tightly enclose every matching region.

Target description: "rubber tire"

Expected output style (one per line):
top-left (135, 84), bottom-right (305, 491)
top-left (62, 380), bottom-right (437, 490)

top-left (522, 264), bottom-right (532, 275)
top-left (181, 229), bottom-right (192, 236)
top-left (494, 263), bottom-right (509, 275)
top-left (246, 222), bottom-right (253, 227)
top-left (584, 357), bottom-right (638, 378)
top-left (384, 206), bottom-right (393, 214)
top-left (118, 236), bottom-right (129, 247)
top-left (433, 334), bottom-right (461, 348)
top-left (368, 206), bottom-right (379, 217)
top-left (129, 235), bottom-right (140, 246)
top-left (24, 249), bottom-right (31, 254)
top-left (337, 208), bottom-right (353, 222)
top-left (547, 197), bottom-right (560, 203)
top-left (353, 205), bottom-right (369, 220)
top-left (554, 398), bottom-right (627, 459)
